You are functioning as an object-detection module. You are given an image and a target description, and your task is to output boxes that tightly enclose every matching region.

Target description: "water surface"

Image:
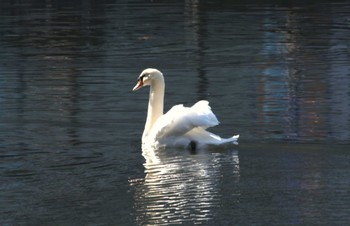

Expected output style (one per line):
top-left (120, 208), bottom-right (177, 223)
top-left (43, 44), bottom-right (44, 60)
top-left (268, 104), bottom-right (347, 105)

top-left (0, 0), bottom-right (349, 225)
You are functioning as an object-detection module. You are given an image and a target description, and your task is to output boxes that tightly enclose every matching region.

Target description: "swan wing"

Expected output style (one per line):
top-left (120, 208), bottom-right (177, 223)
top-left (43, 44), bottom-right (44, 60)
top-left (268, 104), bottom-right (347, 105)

top-left (149, 100), bottom-right (219, 141)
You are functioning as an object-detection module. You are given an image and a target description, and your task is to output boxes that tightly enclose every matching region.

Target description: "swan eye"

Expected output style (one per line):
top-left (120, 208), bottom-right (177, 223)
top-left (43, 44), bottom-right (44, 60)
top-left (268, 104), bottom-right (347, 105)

top-left (140, 73), bottom-right (149, 82)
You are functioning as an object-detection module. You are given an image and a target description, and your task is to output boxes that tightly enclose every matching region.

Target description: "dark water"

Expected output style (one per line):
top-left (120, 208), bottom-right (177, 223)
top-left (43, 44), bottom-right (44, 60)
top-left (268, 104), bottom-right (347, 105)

top-left (1, 0), bottom-right (349, 225)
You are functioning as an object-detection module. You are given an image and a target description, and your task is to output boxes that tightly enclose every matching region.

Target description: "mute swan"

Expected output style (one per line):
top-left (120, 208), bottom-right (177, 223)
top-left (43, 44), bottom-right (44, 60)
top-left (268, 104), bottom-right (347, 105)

top-left (133, 68), bottom-right (239, 149)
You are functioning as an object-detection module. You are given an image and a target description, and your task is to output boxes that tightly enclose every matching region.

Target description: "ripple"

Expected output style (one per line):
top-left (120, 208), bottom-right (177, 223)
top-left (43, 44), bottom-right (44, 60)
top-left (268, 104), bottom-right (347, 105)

top-left (130, 148), bottom-right (240, 225)
top-left (1, 1), bottom-right (350, 225)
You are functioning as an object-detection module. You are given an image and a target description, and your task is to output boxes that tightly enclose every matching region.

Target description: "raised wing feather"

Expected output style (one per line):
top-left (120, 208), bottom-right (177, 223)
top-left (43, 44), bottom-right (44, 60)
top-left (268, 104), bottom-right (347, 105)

top-left (148, 100), bottom-right (219, 141)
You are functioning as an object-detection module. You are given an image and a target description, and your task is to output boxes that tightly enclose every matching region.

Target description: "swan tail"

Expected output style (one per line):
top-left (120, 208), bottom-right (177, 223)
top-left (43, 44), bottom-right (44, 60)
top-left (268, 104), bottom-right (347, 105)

top-left (211, 133), bottom-right (239, 145)
top-left (188, 128), bottom-right (239, 146)
top-left (223, 134), bottom-right (239, 145)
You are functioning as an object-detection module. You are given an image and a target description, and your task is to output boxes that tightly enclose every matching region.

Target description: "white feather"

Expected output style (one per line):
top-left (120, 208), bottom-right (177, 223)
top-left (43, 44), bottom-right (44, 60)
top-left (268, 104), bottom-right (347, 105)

top-left (133, 68), bottom-right (239, 149)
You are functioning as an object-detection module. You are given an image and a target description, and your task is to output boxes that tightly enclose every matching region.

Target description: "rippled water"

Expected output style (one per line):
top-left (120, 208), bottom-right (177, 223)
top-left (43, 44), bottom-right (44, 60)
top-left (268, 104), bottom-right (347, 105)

top-left (1, 1), bottom-right (349, 225)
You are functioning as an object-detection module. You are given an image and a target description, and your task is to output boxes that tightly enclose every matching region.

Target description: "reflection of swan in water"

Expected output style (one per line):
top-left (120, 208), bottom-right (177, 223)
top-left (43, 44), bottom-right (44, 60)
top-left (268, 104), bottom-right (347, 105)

top-left (130, 146), bottom-right (240, 225)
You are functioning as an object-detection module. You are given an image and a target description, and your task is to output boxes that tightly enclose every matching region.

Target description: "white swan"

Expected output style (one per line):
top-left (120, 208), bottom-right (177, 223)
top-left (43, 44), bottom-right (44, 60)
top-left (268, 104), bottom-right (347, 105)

top-left (133, 68), bottom-right (239, 149)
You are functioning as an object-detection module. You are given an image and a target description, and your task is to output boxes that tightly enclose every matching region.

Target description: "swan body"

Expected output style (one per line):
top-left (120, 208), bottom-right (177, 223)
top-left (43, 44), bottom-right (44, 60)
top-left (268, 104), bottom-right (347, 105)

top-left (133, 68), bottom-right (239, 149)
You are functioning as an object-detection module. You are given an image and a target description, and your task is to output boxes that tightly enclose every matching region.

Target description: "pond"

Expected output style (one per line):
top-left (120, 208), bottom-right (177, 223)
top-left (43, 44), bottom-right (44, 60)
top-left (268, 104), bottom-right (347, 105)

top-left (0, 0), bottom-right (349, 225)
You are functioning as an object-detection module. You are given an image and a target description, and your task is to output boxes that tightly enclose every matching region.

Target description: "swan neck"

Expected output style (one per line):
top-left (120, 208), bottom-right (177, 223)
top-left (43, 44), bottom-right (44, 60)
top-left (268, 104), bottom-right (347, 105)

top-left (143, 80), bottom-right (164, 138)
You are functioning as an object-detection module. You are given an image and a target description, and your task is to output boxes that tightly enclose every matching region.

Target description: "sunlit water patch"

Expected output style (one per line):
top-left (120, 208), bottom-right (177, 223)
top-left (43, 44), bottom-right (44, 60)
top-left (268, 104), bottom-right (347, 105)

top-left (130, 147), bottom-right (240, 225)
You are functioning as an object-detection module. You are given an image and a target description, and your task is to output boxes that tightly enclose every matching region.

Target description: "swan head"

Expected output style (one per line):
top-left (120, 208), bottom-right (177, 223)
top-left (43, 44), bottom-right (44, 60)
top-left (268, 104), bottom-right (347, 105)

top-left (132, 68), bottom-right (164, 91)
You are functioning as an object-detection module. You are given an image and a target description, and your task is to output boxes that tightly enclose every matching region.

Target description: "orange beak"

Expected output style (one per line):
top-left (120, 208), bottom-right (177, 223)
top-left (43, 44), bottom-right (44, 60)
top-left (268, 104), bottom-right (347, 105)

top-left (132, 79), bottom-right (143, 91)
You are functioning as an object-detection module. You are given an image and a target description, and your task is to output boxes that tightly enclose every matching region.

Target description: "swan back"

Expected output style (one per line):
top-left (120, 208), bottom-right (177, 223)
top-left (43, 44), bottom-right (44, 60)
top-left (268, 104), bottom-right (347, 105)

top-left (146, 100), bottom-right (220, 147)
